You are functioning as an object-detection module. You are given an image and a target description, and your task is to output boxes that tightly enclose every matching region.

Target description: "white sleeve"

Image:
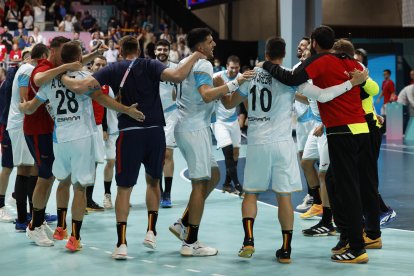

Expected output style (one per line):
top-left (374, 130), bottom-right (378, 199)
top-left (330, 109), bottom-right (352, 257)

top-left (297, 81), bottom-right (353, 103)
top-left (397, 89), bottom-right (407, 105)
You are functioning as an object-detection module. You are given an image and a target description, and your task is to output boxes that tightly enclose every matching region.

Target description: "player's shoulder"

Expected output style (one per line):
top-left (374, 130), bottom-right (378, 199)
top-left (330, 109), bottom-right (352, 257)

top-left (194, 59), bottom-right (213, 73)
top-left (67, 70), bottom-right (91, 79)
top-left (168, 61), bottom-right (179, 69)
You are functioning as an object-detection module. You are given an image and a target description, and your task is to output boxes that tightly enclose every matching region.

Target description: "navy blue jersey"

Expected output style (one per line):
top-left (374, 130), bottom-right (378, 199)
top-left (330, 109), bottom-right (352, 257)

top-left (0, 66), bottom-right (19, 125)
top-left (93, 59), bottom-right (167, 130)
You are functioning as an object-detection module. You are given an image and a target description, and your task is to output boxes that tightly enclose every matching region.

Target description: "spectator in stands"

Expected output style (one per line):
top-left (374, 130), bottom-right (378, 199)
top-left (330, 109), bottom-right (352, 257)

top-left (32, 26), bottom-right (44, 44)
top-left (9, 43), bottom-right (21, 61)
top-left (6, 2), bottom-right (20, 30)
top-left (21, 1), bottom-right (32, 16)
top-left (73, 31), bottom-right (87, 54)
top-left (1, 26), bottom-right (13, 53)
top-left (143, 25), bottom-right (154, 51)
top-left (107, 27), bottom-right (120, 45)
top-left (107, 16), bottom-right (119, 30)
top-left (158, 18), bottom-right (168, 32)
top-left (25, 36), bottom-right (35, 47)
top-left (177, 38), bottom-right (190, 60)
top-left (0, 41), bottom-right (7, 63)
top-left (169, 42), bottom-right (179, 63)
top-left (145, 35), bottom-right (156, 59)
top-left (82, 11), bottom-right (97, 32)
top-left (142, 15), bottom-right (153, 32)
top-left (72, 11), bottom-right (83, 32)
top-left (176, 27), bottom-right (186, 44)
top-left (160, 28), bottom-right (173, 44)
top-left (103, 40), bottom-right (118, 63)
top-left (59, 14), bottom-right (73, 32)
top-left (377, 69), bottom-right (397, 115)
top-left (33, 0), bottom-right (46, 31)
top-left (213, 58), bottom-right (225, 73)
top-left (410, 69), bottom-right (414, 85)
top-left (14, 21), bottom-right (28, 50)
top-left (23, 10), bottom-right (34, 30)
top-left (398, 83), bottom-right (414, 116)
top-left (89, 31), bottom-right (105, 52)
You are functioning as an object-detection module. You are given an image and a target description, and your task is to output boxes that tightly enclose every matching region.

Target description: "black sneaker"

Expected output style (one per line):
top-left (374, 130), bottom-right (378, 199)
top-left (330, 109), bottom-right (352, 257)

top-left (331, 248), bottom-right (369, 264)
top-left (222, 183), bottom-right (234, 193)
top-left (234, 184), bottom-right (243, 196)
top-left (302, 220), bottom-right (336, 237)
top-left (331, 239), bottom-right (349, 254)
top-left (276, 248), bottom-right (291, 264)
top-left (86, 201), bottom-right (105, 212)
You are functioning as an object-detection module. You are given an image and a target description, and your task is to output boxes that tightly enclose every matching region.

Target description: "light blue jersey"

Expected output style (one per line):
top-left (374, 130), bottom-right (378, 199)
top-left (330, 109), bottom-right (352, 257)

top-left (213, 70), bottom-right (241, 123)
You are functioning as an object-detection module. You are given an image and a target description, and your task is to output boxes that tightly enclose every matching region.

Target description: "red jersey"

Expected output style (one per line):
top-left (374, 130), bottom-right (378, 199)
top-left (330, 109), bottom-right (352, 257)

top-left (381, 79), bottom-right (395, 104)
top-left (9, 49), bottom-right (21, 61)
top-left (23, 59), bottom-right (54, 135)
top-left (92, 85), bottom-right (109, 125)
top-left (0, 44), bottom-right (6, 62)
top-left (303, 54), bottom-right (366, 129)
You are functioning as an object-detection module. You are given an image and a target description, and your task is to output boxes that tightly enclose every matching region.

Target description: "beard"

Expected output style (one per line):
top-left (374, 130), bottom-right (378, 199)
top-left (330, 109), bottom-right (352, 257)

top-left (296, 50), bottom-right (302, 59)
top-left (156, 54), bottom-right (168, 62)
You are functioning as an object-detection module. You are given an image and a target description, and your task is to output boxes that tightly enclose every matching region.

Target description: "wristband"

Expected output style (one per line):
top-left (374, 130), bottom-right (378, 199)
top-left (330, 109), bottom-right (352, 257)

top-left (226, 79), bottom-right (239, 92)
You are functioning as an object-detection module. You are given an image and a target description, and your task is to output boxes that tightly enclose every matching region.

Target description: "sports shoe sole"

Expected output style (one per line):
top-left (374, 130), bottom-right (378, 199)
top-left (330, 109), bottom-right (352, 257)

top-left (238, 246), bottom-right (255, 258)
top-left (303, 231), bottom-right (336, 237)
top-left (142, 240), bottom-right (156, 249)
top-left (181, 250), bottom-right (218, 257)
top-left (169, 226), bottom-right (183, 241)
top-left (277, 257), bottom-right (291, 264)
top-left (331, 253), bottom-right (369, 264)
top-left (112, 254), bottom-right (128, 260)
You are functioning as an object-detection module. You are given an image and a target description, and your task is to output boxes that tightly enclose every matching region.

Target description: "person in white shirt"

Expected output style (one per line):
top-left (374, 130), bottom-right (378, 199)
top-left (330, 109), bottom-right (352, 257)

top-left (177, 39), bottom-right (191, 60)
top-left (32, 0), bottom-right (46, 31)
top-left (212, 55), bottom-right (243, 195)
top-left (168, 42), bottom-right (180, 63)
top-left (398, 84), bottom-right (414, 116)
top-left (89, 32), bottom-right (105, 52)
top-left (19, 41), bottom-right (144, 252)
top-left (168, 28), bottom-right (254, 257)
top-left (23, 10), bottom-right (34, 30)
top-left (103, 40), bottom-right (118, 63)
top-left (59, 14), bottom-right (74, 32)
top-left (31, 26), bottom-right (44, 44)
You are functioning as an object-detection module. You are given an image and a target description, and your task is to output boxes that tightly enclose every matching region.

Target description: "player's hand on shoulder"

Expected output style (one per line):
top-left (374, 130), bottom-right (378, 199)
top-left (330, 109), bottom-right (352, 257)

top-left (237, 70), bottom-right (255, 84)
top-left (350, 68), bottom-right (368, 86)
top-left (192, 51), bottom-right (207, 60)
top-left (126, 103), bottom-right (145, 122)
top-left (255, 61), bottom-right (264, 68)
top-left (213, 75), bottom-right (225, 87)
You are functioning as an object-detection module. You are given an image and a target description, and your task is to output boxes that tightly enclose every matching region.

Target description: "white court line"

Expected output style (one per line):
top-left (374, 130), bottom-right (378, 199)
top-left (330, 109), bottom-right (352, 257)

top-left (186, 269), bottom-right (201, 273)
top-left (141, 259), bottom-right (154, 264)
top-left (179, 168), bottom-right (192, 183)
top-left (380, 148), bottom-right (414, 155)
top-left (163, 264), bottom-right (176, 268)
top-left (89, 247), bottom-right (100, 250)
top-left (211, 274), bottom-right (225, 276)
top-left (104, 251), bottom-right (112, 254)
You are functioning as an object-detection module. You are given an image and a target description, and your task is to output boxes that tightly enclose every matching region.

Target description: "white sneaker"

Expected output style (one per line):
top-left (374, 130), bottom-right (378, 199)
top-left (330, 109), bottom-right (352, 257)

top-left (112, 244), bottom-right (128, 260)
top-left (296, 194), bottom-right (313, 211)
top-left (0, 206), bottom-right (14, 222)
top-left (43, 221), bottom-right (54, 240)
top-left (169, 219), bottom-right (187, 241)
top-left (142, 230), bottom-right (156, 249)
top-left (180, 240), bottom-right (218, 257)
top-left (26, 225), bottom-right (54, 247)
top-left (7, 196), bottom-right (16, 207)
top-left (103, 193), bottom-right (113, 209)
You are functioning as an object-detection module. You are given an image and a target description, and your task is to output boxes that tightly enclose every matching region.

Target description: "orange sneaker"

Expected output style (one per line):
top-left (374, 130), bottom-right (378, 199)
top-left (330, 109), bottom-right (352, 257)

top-left (53, 227), bottom-right (68, 240)
top-left (300, 204), bottom-right (323, 219)
top-left (66, 236), bottom-right (82, 252)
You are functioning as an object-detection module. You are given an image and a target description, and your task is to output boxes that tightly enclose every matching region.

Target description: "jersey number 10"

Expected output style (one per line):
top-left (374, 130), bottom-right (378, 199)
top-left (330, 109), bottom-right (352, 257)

top-left (56, 89), bottom-right (79, 115)
top-left (250, 85), bottom-right (272, 112)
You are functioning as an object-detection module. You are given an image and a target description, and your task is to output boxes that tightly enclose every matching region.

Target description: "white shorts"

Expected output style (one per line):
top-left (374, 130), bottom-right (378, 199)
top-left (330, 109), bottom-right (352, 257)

top-left (296, 120), bottom-right (318, 153)
top-left (164, 111), bottom-right (178, 148)
top-left (175, 127), bottom-right (218, 180)
top-left (94, 124), bottom-right (105, 163)
top-left (52, 135), bottom-right (96, 187)
top-left (244, 140), bottom-right (302, 194)
top-left (105, 134), bottom-right (117, 160)
top-left (302, 127), bottom-right (330, 172)
top-left (214, 120), bottom-right (241, 149)
top-left (8, 127), bottom-right (34, 166)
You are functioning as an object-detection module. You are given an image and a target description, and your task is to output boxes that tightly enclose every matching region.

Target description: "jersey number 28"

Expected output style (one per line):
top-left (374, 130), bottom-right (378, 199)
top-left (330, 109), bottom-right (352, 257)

top-left (56, 89), bottom-right (79, 115)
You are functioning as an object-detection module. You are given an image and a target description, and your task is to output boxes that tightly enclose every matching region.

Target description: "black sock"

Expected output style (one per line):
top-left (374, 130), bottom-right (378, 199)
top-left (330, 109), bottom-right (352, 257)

top-left (31, 208), bottom-right (44, 229)
top-left (15, 175), bottom-right (29, 223)
top-left (147, 211), bottom-right (158, 236)
top-left (321, 207), bottom-right (333, 224)
top-left (159, 177), bottom-right (163, 195)
top-left (281, 230), bottom-right (293, 251)
top-left (224, 172), bottom-right (231, 185)
top-left (104, 181), bottom-right (112, 194)
top-left (378, 194), bottom-right (390, 213)
top-left (185, 224), bottom-right (199, 244)
top-left (27, 176), bottom-right (37, 214)
top-left (71, 219), bottom-right (83, 240)
top-left (307, 181), bottom-right (312, 196)
top-left (181, 207), bottom-right (189, 227)
top-left (242, 217), bottom-right (255, 246)
top-left (86, 186), bottom-right (94, 203)
top-left (222, 145), bottom-right (240, 185)
top-left (164, 177), bottom-right (172, 194)
top-left (0, 194), bottom-right (5, 208)
top-left (311, 187), bottom-right (322, 205)
top-left (57, 208), bottom-right (67, 229)
top-left (117, 222), bottom-right (127, 247)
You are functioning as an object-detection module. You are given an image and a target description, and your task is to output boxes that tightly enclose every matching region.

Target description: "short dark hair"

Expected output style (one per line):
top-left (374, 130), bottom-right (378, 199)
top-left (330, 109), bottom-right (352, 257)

top-left (384, 69), bottom-right (391, 75)
top-left (119, 35), bottom-right (140, 57)
top-left (311, 25), bottom-right (335, 50)
top-left (226, 55), bottom-right (240, 65)
top-left (155, 39), bottom-right (170, 50)
top-left (355, 48), bottom-right (368, 67)
top-left (187, 28), bottom-right (212, 50)
top-left (265, 37), bottom-right (286, 60)
top-left (332, 39), bottom-right (355, 57)
top-left (50, 36), bottom-right (71, 48)
top-left (302, 36), bottom-right (310, 43)
top-left (61, 41), bottom-right (82, 63)
top-left (91, 55), bottom-right (107, 65)
top-left (31, 43), bottom-right (49, 59)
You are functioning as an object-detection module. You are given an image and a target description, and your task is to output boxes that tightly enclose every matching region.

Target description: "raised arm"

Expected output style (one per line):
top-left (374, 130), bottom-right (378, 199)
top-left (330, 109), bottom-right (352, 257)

top-left (34, 62), bottom-right (83, 87)
top-left (160, 51), bottom-right (206, 83)
top-left (19, 97), bottom-right (43, 115)
top-left (262, 61), bottom-right (309, 86)
top-left (221, 91), bottom-right (246, 109)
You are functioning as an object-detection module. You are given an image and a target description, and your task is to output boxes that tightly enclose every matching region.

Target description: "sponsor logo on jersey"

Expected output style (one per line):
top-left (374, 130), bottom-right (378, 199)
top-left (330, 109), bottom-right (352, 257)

top-left (248, 116), bottom-right (271, 122)
top-left (57, 116), bottom-right (81, 122)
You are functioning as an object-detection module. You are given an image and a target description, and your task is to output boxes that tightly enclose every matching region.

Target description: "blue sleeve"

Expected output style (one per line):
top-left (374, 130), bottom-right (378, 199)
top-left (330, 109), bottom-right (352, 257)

top-left (238, 81), bottom-right (249, 97)
top-left (17, 74), bottom-right (30, 88)
top-left (35, 94), bottom-right (46, 103)
top-left (149, 60), bottom-right (167, 82)
top-left (194, 72), bottom-right (213, 88)
top-left (93, 65), bottom-right (114, 90)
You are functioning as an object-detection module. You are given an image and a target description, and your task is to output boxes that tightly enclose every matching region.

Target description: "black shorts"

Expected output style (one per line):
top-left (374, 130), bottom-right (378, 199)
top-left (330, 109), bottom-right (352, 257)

top-left (1, 127), bottom-right (13, 169)
top-left (238, 102), bottom-right (248, 116)
top-left (25, 134), bottom-right (54, 179)
top-left (115, 127), bottom-right (166, 187)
